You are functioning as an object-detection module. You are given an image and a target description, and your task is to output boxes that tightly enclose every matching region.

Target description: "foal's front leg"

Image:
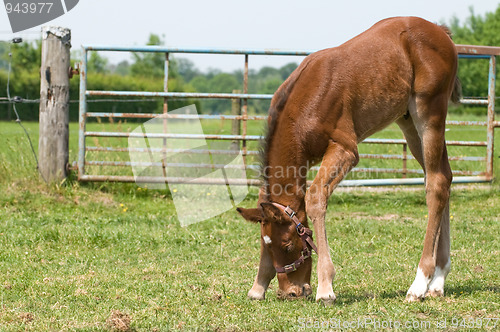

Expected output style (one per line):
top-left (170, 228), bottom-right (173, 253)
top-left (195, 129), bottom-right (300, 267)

top-left (248, 237), bottom-right (276, 300)
top-left (305, 141), bottom-right (359, 304)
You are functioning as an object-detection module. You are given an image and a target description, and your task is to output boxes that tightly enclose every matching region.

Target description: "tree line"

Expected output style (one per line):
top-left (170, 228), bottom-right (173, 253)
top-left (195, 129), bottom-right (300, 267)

top-left (0, 32), bottom-right (296, 121)
top-left (0, 5), bottom-right (498, 121)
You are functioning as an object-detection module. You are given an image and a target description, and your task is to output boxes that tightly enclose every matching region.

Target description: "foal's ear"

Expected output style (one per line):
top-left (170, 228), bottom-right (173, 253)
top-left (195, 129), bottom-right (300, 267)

top-left (260, 202), bottom-right (287, 224)
top-left (236, 207), bottom-right (262, 223)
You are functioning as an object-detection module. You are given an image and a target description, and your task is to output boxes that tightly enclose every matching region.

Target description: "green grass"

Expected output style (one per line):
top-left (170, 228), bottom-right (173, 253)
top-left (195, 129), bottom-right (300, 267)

top-left (0, 116), bottom-right (499, 331)
top-left (2, 113), bottom-right (496, 182)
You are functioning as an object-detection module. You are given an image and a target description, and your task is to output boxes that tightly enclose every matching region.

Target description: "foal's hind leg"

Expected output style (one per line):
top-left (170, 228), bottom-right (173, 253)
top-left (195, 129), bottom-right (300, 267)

top-left (305, 140), bottom-right (359, 304)
top-left (426, 202), bottom-right (451, 297)
top-left (403, 96), bottom-right (452, 302)
top-left (397, 116), bottom-right (451, 300)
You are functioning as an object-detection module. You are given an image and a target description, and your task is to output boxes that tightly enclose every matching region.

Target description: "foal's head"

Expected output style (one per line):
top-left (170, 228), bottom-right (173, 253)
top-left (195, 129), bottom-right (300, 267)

top-left (237, 201), bottom-right (313, 299)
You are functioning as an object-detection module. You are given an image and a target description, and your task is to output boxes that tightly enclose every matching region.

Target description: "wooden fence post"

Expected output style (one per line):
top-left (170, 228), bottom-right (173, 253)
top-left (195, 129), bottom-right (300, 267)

top-left (38, 26), bottom-right (71, 183)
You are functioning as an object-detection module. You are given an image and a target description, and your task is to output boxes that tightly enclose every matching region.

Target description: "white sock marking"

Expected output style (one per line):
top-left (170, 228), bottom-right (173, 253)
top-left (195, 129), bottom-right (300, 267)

top-left (407, 267), bottom-right (431, 299)
top-left (428, 259), bottom-right (451, 294)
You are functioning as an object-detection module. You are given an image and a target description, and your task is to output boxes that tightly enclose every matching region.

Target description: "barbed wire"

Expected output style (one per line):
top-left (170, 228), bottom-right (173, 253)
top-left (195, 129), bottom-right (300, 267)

top-left (0, 97), bottom-right (161, 104)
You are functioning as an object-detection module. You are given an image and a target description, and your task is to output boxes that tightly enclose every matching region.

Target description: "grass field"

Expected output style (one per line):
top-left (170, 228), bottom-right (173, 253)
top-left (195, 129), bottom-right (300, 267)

top-left (1, 113), bottom-right (493, 181)
top-left (0, 115), bottom-right (499, 331)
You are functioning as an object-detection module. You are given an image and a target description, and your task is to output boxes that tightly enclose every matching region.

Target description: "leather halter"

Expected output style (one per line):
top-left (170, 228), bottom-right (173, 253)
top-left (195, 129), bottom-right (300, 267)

top-left (269, 203), bottom-right (318, 274)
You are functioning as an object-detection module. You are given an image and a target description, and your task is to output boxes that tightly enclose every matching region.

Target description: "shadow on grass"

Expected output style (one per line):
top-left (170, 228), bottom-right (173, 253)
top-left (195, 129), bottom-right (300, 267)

top-left (331, 282), bottom-right (499, 306)
top-left (333, 289), bottom-right (407, 305)
top-left (445, 282), bottom-right (499, 297)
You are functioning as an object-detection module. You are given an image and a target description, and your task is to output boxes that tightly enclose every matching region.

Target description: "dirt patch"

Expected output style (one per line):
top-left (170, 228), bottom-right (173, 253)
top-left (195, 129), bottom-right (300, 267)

top-left (18, 312), bottom-right (34, 323)
top-left (74, 288), bottom-right (88, 296)
top-left (73, 190), bottom-right (116, 207)
top-left (332, 211), bottom-right (412, 222)
top-left (106, 310), bottom-right (131, 331)
top-left (3, 180), bottom-right (116, 208)
top-left (372, 214), bottom-right (399, 221)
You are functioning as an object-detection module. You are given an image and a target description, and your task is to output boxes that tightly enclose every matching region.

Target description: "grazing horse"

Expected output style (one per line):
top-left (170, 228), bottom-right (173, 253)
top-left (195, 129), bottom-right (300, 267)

top-left (237, 16), bottom-right (461, 304)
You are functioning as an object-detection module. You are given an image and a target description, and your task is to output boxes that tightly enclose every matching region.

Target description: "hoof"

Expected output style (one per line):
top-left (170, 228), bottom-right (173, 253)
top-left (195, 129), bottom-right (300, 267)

top-left (247, 289), bottom-right (265, 301)
top-left (426, 289), bottom-right (444, 298)
top-left (316, 294), bottom-right (336, 306)
top-left (405, 292), bottom-right (425, 303)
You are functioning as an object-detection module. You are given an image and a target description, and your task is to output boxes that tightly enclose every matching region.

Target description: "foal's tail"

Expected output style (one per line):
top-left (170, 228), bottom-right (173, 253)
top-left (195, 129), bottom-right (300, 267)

top-left (439, 24), bottom-right (462, 104)
top-left (260, 57), bottom-right (309, 186)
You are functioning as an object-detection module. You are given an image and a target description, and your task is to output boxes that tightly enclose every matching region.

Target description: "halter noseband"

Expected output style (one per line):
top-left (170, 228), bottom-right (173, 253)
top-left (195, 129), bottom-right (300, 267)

top-left (269, 203), bottom-right (318, 274)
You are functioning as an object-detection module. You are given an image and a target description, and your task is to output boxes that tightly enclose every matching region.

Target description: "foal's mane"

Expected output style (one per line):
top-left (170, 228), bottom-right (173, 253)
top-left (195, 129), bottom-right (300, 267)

top-left (260, 61), bottom-right (309, 190)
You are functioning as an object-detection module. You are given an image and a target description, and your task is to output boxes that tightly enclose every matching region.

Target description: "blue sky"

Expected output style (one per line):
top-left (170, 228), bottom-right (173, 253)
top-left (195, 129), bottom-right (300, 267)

top-left (1, 0), bottom-right (497, 71)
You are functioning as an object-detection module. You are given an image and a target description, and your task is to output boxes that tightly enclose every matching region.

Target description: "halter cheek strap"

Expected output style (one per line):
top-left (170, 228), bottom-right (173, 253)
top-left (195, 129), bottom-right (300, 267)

top-left (270, 203), bottom-right (318, 274)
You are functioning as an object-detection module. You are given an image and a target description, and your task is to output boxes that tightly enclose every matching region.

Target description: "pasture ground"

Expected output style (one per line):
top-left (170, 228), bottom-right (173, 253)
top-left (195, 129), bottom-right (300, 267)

top-left (0, 119), bottom-right (499, 331)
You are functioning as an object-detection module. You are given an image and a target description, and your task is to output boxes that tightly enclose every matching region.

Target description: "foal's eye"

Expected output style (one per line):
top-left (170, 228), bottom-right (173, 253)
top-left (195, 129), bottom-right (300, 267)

top-left (283, 241), bottom-right (294, 252)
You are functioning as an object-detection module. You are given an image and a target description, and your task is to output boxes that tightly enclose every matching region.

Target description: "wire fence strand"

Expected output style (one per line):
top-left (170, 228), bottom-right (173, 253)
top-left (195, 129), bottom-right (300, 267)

top-left (4, 40), bottom-right (47, 182)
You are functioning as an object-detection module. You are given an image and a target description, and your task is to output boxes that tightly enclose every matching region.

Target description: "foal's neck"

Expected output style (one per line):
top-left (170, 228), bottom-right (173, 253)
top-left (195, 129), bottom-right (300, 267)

top-left (265, 143), bottom-right (308, 214)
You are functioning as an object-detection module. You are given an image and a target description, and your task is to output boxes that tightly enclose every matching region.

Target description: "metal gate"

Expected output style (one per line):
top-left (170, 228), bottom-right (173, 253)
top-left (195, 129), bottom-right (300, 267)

top-left (77, 45), bottom-right (499, 186)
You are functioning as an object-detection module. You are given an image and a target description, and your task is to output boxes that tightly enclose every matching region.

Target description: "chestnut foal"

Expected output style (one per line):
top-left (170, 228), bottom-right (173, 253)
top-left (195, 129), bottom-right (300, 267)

top-left (237, 16), bottom-right (460, 304)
